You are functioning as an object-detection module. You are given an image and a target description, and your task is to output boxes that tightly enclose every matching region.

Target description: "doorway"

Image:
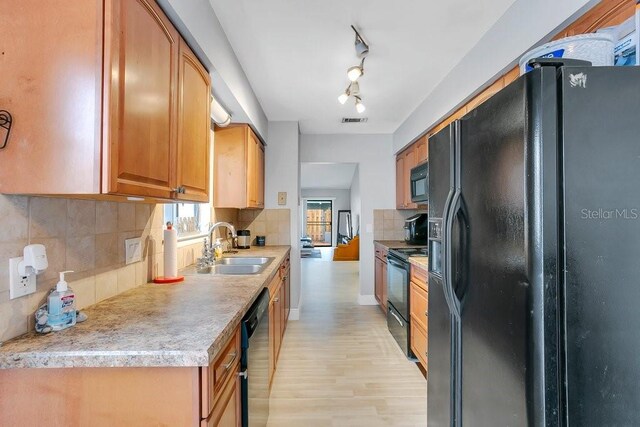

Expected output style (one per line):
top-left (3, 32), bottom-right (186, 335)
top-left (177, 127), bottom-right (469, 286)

top-left (304, 199), bottom-right (333, 247)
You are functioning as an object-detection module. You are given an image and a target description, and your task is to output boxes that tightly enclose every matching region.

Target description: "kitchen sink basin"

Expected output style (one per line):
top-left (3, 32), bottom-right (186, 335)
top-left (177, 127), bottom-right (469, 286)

top-left (217, 257), bottom-right (272, 266)
top-left (190, 256), bottom-right (275, 275)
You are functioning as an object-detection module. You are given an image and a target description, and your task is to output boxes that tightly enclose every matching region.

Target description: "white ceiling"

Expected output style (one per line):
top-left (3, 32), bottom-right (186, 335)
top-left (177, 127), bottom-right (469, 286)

top-left (301, 163), bottom-right (358, 190)
top-left (209, 0), bottom-right (516, 134)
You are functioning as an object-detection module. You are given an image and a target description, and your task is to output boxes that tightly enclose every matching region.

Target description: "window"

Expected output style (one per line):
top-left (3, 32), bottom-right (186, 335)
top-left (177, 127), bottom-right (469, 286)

top-left (163, 203), bottom-right (211, 240)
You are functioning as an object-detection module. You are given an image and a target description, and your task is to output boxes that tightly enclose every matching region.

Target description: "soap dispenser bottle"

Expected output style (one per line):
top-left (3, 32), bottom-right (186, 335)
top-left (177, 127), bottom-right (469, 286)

top-left (47, 270), bottom-right (77, 331)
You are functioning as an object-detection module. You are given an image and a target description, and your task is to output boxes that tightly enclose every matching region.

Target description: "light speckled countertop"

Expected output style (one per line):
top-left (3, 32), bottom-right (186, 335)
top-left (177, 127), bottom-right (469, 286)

top-left (374, 240), bottom-right (427, 250)
top-left (0, 246), bottom-right (290, 369)
top-left (409, 256), bottom-right (428, 270)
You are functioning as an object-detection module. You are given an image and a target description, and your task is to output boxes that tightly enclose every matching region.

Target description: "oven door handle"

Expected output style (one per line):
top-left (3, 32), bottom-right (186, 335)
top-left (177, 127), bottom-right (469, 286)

top-left (390, 310), bottom-right (404, 327)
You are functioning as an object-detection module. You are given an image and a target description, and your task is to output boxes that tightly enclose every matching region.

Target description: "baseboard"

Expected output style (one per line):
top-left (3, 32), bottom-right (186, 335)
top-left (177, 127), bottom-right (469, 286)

top-left (358, 294), bottom-right (378, 306)
top-left (288, 308), bottom-right (300, 320)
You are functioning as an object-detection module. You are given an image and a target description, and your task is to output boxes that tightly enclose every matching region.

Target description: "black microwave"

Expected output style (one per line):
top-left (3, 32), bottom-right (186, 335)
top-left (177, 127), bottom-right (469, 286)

top-left (410, 162), bottom-right (428, 203)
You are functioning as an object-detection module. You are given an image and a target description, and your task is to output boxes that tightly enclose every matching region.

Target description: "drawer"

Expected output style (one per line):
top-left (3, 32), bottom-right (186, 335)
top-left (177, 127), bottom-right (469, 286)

top-left (410, 265), bottom-right (428, 290)
top-left (201, 356), bottom-right (241, 426)
top-left (279, 255), bottom-right (291, 278)
top-left (375, 246), bottom-right (388, 262)
top-left (268, 273), bottom-right (281, 300)
top-left (201, 326), bottom-right (241, 419)
top-left (411, 320), bottom-right (428, 372)
top-left (410, 281), bottom-right (428, 332)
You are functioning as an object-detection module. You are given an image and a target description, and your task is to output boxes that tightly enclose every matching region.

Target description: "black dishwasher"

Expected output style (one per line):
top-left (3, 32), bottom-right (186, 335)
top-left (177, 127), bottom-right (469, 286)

top-left (241, 288), bottom-right (270, 427)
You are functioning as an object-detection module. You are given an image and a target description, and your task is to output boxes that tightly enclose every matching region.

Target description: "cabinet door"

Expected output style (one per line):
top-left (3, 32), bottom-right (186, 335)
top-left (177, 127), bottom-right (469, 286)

top-left (375, 257), bottom-right (383, 307)
top-left (283, 271), bottom-right (290, 323)
top-left (256, 141), bottom-right (265, 208)
top-left (274, 287), bottom-right (282, 363)
top-left (381, 260), bottom-right (388, 312)
top-left (176, 38), bottom-right (211, 203)
top-left (105, 0), bottom-right (179, 198)
top-left (403, 147), bottom-right (418, 209)
top-left (202, 363), bottom-right (241, 427)
top-left (268, 300), bottom-right (275, 386)
top-left (246, 131), bottom-right (258, 207)
top-left (415, 136), bottom-right (428, 163)
top-left (396, 155), bottom-right (405, 209)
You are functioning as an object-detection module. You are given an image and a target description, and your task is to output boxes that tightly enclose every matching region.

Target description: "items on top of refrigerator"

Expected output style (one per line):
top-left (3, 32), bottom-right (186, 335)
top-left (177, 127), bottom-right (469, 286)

top-left (519, 33), bottom-right (615, 74)
top-left (597, 14), bottom-right (638, 66)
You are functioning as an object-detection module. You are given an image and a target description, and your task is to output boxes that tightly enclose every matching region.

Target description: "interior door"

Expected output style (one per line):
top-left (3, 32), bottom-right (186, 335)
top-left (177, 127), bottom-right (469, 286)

top-left (105, 0), bottom-right (178, 198)
top-left (457, 72), bottom-right (530, 426)
top-left (176, 38), bottom-right (211, 202)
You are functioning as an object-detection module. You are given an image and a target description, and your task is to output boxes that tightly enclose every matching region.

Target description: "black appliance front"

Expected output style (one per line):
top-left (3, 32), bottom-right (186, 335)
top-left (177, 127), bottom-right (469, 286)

top-left (404, 213), bottom-right (429, 245)
top-left (411, 161), bottom-right (429, 203)
top-left (427, 123), bottom-right (455, 427)
top-left (561, 66), bottom-right (640, 425)
top-left (241, 288), bottom-right (270, 427)
top-left (387, 254), bottom-right (410, 321)
top-left (387, 303), bottom-right (413, 359)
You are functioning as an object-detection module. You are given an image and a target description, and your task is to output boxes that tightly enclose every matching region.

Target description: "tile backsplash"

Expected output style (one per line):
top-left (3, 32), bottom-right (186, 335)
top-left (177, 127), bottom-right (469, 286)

top-left (373, 209), bottom-right (427, 241)
top-left (238, 209), bottom-right (291, 246)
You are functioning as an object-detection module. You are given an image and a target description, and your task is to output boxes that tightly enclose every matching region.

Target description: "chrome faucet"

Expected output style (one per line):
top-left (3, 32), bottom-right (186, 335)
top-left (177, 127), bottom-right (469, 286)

top-left (196, 222), bottom-right (238, 272)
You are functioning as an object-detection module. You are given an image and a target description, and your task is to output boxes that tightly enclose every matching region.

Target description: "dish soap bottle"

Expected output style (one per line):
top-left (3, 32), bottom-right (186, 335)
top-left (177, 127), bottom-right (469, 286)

top-left (214, 238), bottom-right (224, 259)
top-left (47, 270), bottom-right (77, 331)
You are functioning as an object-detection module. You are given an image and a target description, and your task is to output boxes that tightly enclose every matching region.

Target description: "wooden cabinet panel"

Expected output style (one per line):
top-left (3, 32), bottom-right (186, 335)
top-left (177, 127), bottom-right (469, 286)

top-left (0, 1), bottom-right (103, 194)
top-left (213, 124), bottom-right (265, 209)
top-left (382, 260), bottom-right (388, 312)
top-left (202, 359), bottom-right (241, 427)
top-left (411, 320), bottom-right (428, 372)
top-left (415, 136), bottom-right (428, 164)
top-left (502, 67), bottom-right (520, 87)
top-left (201, 326), bottom-right (241, 419)
top-left (410, 281), bottom-right (428, 332)
top-left (410, 265), bottom-right (428, 291)
top-left (256, 141), bottom-right (265, 208)
top-left (375, 256), bottom-right (383, 307)
top-left (177, 38), bottom-right (211, 203)
top-left (395, 155), bottom-right (405, 209)
top-left (105, 0), bottom-right (179, 199)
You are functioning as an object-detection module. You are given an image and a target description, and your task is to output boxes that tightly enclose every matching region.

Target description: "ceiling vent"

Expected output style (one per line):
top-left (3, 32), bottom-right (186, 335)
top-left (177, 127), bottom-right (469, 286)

top-left (342, 117), bottom-right (368, 123)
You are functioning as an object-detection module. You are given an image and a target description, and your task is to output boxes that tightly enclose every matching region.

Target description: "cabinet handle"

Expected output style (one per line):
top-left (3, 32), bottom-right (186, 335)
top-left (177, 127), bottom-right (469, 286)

top-left (223, 350), bottom-right (238, 371)
top-left (238, 370), bottom-right (248, 379)
top-left (172, 186), bottom-right (186, 194)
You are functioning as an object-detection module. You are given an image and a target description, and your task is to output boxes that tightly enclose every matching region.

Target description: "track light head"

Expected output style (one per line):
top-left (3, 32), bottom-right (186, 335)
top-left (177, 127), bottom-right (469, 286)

top-left (347, 59), bottom-right (365, 82)
top-left (351, 25), bottom-right (369, 58)
top-left (355, 96), bottom-right (365, 114)
top-left (338, 92), bottom-right (349, 105)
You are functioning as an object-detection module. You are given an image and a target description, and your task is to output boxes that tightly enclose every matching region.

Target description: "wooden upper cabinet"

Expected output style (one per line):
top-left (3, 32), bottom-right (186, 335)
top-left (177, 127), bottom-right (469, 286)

top-left (0, 0), bottom-right (210, 203)
top-left (395, 155), bottom-right (405, 209)
top-left (105, 0), bottom-right (179, 199)
top-left (415, 135), bottom-right (428, 164)
top-left (176, 38), bottom-right (211, 203)
top-left (214, 124), bottom-right (265, 209)
top-left (466, 77), bottom-right (505, 112)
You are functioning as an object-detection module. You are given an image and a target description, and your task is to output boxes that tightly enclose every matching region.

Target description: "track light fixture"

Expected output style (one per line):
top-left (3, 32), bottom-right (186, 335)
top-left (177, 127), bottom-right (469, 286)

top-left (338, 26), bottom-right (370, 113)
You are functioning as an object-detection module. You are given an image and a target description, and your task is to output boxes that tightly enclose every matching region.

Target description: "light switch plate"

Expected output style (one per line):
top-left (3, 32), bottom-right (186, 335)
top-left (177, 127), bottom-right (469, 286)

top-left (278, 192), bottom-right (287, 205)
top-left (125, 237), bottom-right (142, 265)
top-left (9, 257), bottom-right (36, 300)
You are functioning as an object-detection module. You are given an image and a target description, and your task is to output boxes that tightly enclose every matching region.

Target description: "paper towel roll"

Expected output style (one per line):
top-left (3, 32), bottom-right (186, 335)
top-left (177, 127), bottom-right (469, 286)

top-left (164, 226), bottom-right (178, 278)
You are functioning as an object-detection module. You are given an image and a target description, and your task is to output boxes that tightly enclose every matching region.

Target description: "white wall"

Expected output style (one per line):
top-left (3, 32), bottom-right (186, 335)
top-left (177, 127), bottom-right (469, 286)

top-left (301, 189), bottom-right (351, 246)
top-left (300, 134), bottom-right (395, 304)
top-left (265, 122), bottom-right (301, 317)
top-left (350, 166), bottom-right (361, 236)
top-left (159, 0), bottom-right (269, 140)
top-left (392, 0), bottom-right (597, 153)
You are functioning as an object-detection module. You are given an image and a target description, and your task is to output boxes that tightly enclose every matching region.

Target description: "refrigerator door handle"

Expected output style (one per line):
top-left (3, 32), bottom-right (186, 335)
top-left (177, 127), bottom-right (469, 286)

top-left (441, 187), bottom-right (456, 314)
top-left (445, 189), bottom-right (463, 318)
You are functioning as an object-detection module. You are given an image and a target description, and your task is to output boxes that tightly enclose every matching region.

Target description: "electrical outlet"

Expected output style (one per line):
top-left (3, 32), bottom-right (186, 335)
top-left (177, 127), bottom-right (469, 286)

top-left (9, 257), bottom-right (36, 300)
top-left (278, 192), bottom-right (287, 205)
top-left (125, 237), bottom-right (142, 265)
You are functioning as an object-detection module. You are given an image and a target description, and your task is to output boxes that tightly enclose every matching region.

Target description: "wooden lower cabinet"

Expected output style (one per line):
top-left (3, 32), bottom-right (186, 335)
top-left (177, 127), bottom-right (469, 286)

top-left (268, 253), bottom-right (291, 388)
top-left (0, 326), bottom-right (242, 427)
top-left (410, 265), bottom-right (428, 373)
top-left (374, 244), bottom-right (388, 313)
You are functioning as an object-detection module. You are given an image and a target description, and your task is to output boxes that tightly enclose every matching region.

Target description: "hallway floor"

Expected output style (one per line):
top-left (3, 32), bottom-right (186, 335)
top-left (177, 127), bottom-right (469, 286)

top-left (267, 252), bottom-right (427, 426)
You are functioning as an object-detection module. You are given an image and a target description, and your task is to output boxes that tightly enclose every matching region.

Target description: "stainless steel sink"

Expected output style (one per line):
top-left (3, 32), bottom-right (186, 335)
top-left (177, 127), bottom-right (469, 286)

top-left (189, 256), bottom-right (275, 275)
top-left (217, 257), bottom-right (272, 266)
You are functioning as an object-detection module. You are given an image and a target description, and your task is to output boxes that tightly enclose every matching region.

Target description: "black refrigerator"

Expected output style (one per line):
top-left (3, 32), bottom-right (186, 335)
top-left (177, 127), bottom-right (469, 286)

top-left (427, 63), bottom-right (640, 426)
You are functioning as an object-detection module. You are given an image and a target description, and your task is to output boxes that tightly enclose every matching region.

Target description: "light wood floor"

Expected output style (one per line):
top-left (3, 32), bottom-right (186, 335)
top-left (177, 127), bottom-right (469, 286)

top-left (267, 252), bottom-right (427, 426)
